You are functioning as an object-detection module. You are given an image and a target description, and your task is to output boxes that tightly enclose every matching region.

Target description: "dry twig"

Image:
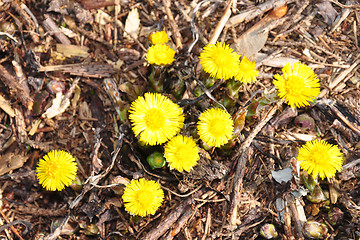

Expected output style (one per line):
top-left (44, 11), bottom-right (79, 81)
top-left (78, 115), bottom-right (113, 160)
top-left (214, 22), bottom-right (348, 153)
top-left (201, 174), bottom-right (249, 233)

top-left (229, 103), bottom-right (279, 225)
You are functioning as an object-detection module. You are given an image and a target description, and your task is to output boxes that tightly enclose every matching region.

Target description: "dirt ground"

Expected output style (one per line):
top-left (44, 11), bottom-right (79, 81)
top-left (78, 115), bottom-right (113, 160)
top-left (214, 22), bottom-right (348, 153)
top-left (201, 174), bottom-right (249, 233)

top-left (1, 0), bottom-right (360, 239)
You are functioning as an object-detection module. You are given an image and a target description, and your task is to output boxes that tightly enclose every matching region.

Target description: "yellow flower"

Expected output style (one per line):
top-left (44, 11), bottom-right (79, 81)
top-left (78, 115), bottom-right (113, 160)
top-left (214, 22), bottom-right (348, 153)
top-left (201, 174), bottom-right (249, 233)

top-left (149, 31), bottom-right (169, 45)
top-left (164, 135), bottom-right (199, 172)
top-left (297, 139), bottom-right (343, 179)
top-left (197, 108), bottom-right (234, 147)
top-left (36, 150), bottom-right (77, 191)
top-left (146, 44), bottom-right (175, 65)
top-left (129, 92), bottom-right (184, 145)
top-left (122, 178), bottom-right (164, 217)
top-left (273, 62), bottom-right (320, 108)
top-left (199, 42), bottom-right (240, 80)
top-left (235, 56), bottom-right (259, 83)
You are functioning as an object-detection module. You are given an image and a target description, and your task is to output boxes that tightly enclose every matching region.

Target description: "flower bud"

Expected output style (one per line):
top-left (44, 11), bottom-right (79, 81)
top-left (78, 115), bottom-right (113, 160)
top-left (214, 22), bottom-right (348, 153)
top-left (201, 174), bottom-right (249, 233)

top-left (47, 80), bottom-right (65, 94)
top-left (260, 223), bottom-right (278, 239)
top-left (110, 176), bottom-right (130, 195)
top-left (84, 223), bottom-right (99, 235)
top-left (70, 175), bottom-right (83, 192)
top-left (147, 151), bottom-right (166, 169)
top-left (328, 207), bottom-right (343, 225)
top-left (303, 220), bottom-right (328, 239)
top-left (294, 114), bottom-right (315, 132)
top-left (307, 185), bottom-right (327, 203)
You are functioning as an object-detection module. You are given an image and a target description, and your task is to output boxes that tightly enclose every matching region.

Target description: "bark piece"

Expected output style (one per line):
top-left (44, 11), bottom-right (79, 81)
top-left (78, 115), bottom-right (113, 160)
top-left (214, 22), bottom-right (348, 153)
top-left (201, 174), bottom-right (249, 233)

top-left (0, 64), bottom-right (33, 110)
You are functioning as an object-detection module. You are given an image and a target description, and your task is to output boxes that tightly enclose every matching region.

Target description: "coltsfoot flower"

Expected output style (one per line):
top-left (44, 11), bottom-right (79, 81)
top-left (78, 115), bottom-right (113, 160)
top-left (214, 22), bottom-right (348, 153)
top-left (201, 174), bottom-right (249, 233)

top-left (164, 135), bottom-right (199, 172)
top-left (129, 92), bottom-right (184, 145)
top-left (122, 178), bottom-right (164, 217)
top-left (197, 108), bottom-right (234, 147)
top-left (297, 139), bottom-right (343, 179)
top-left (234, 56), bottom-right (259, 83)
top-left (149, 31), bottom-right (169, 45)
top-left (146, 44), bottom-right (175, 65)
top-left (36, 150), bottom-right (77, 191)
top-left (273, 62), bottom-right (320, 108)
top-left (199, 42), bottom-right (240, 80)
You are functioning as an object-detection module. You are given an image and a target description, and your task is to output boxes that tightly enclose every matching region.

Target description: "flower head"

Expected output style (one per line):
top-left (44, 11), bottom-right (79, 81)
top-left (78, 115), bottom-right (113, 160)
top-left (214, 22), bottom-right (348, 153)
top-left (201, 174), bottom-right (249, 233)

top-left (129, 92), bottom-right (184, 145)
top-left (149, 31), bottom-right (169, 45)
top-left (197, 108), bottom-right (234, 147)
top-left (297, 139), bottom-right (343, 179)
top-left (122, 178), bottom-right (164, 217)
top-left (235, 56), bottom-right (259, 83)
top-left (36, 150), bottom-right (77, 191)
top-left (273, 62), bottom-right (320, 108)
top-left (164, 135), bottom-right (199, 172)
top-left (146, 44), bottom-right (175, 65)
top-left (199, 42), bottom-right (240, 80)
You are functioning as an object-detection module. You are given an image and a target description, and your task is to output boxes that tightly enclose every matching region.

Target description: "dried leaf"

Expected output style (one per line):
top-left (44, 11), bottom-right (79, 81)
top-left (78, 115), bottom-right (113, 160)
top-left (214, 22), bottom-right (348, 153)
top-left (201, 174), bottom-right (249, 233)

top-left (0, 94), bottom-right (15, 117)
top-left (42, 92), bottom-right (70, 119)
top-left (0, 152), bottom-right (29, 176)
top-left (124, 8), bottom-right (140, 39)
top-left (271, 167), bottom-right (293, 184)
top-left (56, 44), bottom-right (89, 58)
top-left (262, 56), bottom-right (299, 68)
top-left (233, 5), bottom-right (288, 60)
top-left (316, 1), bottom-right (338, 26)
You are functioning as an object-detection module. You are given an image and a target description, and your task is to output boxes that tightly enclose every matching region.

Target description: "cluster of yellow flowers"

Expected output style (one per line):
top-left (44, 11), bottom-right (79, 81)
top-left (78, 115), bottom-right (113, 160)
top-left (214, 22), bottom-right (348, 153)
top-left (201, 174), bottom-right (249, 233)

top-left (128, 92), bottom-right (234, 163)
top-left (198, 41), bottom-right (321, 108)
top-left (35, 31), bottom-right (343, 219)
top-left (199, 42), bottom-right (259, 83)
top-left (146, 31), bottom-right (175, 66)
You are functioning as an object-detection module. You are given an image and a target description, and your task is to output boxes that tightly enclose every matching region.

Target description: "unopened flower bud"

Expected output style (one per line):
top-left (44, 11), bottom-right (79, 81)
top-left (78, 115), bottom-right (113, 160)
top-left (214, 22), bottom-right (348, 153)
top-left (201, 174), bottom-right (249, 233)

top-left (303, 220), bottom-right (328, 239)
top-left (307, 185), bottom-right (327, 203)
top-left (111, 176), bottom-right (130, 195)
top-left (84, 223), bottom-right (99, 235)
top-left (147, 151), bottom-right (166, 169)
top-left (47, 80), bottom-right (65, 94)
top-left (294, 114), bottom-right (315, 132)
top-left (260, 223), bottom-right (278, 239)
top-left (70, 175), bottom-right (83, 192)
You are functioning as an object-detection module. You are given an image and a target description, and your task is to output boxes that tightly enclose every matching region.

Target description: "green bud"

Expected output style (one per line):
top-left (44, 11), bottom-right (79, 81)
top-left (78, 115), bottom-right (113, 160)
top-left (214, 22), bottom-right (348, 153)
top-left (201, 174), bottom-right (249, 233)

top-left (260, 223), bottom-right (278, 239)
top-left (303, 220), bottom-right (328, 239)
top-left (147, 151), bottom-right (166, 169)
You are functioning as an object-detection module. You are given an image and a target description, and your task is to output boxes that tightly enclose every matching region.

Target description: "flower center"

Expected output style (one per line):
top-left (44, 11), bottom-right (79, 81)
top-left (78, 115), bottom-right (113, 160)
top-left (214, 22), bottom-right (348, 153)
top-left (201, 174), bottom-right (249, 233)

top-left (174, 145), bottom-right (187, 161)
top-left (209, 118), bottom-right (227, 137)
top-left (145, 108), bottom-right (165, 130)
top-left (136, 190), bottom-right (153, 208)
top-left (46, 162), bottom-right (58, 177)
top-left (285, 75), bottom-right (305, 96)
top-left (312, 149), bottom-right (327, 164)
top-left (213, 54), bottom-right (227, 66)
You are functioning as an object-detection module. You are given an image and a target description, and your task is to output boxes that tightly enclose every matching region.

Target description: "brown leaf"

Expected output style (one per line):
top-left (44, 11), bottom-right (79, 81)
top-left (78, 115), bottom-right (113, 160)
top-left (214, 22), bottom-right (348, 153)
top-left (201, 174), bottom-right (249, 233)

top-left (0, 152), bottom-right (29, 176)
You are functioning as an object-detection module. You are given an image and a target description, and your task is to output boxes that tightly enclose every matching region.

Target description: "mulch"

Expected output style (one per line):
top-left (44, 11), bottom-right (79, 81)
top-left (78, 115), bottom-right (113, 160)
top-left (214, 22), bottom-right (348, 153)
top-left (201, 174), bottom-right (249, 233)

top-left (0, 0), bottom-right (360, 239)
